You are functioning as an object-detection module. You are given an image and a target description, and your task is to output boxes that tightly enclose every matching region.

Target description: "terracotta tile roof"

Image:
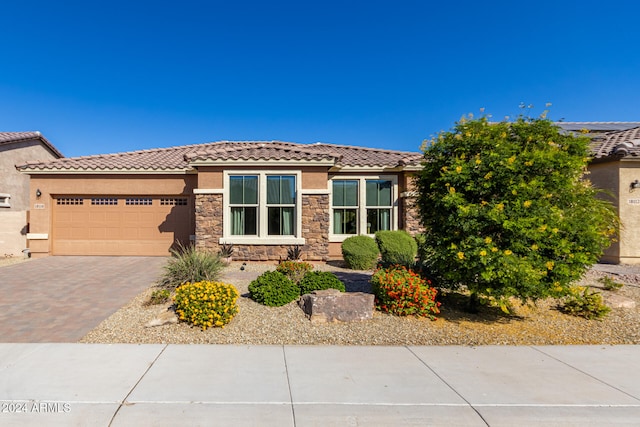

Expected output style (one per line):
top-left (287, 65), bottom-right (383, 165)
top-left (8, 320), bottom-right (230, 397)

top-left (590, 127), bottom-right (640, 159)
top-left (0, 131), bottom-right (63, 158)
top-left (17, 141), bottom-right (422, 172)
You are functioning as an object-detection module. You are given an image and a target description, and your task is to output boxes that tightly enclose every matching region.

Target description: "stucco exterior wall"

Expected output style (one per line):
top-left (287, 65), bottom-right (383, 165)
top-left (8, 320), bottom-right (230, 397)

top-left (617, 161), bottom-right (640, 264)
top-left (0, 140), bottom-right (59, 256)
top-left (588, 160), bottom-right (640, 264)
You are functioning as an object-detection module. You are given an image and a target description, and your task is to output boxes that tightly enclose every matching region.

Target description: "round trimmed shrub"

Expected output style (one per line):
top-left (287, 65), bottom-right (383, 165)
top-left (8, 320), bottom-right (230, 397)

top-left (375, 230), bottom-right (418, 266)
top-left (173, 281), bottom-right (239, 330)
top-left (248, 270), bottom-right (300, 306)
top-left (341, 235), bottom-right (379, 270)
top-left (371, 265), bottom-right (440, 319)
top-left (298, 271), bottom-right (346, 295)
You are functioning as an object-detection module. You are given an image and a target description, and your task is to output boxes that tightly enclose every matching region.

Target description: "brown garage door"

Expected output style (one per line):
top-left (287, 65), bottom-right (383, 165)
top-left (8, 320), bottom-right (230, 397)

top-left (52, 196), bottom-right (192, 256)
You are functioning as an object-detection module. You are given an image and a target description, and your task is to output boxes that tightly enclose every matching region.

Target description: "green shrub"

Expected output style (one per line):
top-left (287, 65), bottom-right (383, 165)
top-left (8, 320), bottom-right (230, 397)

top-left (414, 114), bottom-right (619, 303)
top-left (248, 270), bottom-right (300, 306)
top-left (159, 243), bottom-right (224, 289)
top-left (298, 271), bottom-right (346, 295)
top-left (561, 286), bottom-right (610, 320)
top-left (599, 276), bottom-right (623, 291)
top-left (148, 289), bottom-right (171, 305)
top-left (173, 281), bottom-right (239, 330)
top-left (276, 260), bottom-right (313, 283)
top-left (341, 235), bottom-right (379, 270)
top-left (375, 230), bottom-right (418, 266)
top-left (371, 265), bottom-right (440, 319)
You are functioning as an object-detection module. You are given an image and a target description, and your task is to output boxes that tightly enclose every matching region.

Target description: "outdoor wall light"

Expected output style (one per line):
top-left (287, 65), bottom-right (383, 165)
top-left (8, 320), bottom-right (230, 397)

top-left (35, 189), bottom-right (42, 198)
top-left (631, 180), bottom-right (640, 190)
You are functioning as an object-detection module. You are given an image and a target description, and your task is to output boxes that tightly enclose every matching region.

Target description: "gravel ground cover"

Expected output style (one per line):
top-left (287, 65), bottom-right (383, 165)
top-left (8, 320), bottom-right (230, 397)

top-left (80, 261), bottom-right (640, 345)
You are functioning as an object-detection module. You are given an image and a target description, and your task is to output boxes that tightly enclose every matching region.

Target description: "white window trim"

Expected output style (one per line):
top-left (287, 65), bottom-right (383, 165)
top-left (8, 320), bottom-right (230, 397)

top-left (220, 170), bottom-right (305, 245)
top-left (329, 175), bottom-right (398, 242)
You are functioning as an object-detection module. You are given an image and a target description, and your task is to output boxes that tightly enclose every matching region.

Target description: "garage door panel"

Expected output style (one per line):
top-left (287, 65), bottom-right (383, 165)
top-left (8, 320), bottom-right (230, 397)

top-left (53, 196), bottom-right (192, 256)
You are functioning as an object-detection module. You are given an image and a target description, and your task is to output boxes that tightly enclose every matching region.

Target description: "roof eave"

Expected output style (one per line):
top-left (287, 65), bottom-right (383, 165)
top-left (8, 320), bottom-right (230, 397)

top-left (18, 167), bottom-right (194, 175)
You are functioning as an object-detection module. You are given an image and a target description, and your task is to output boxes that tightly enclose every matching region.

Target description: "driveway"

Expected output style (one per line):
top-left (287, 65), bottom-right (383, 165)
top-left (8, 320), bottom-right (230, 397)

top-left (0, 256), bottom-right (167, 342)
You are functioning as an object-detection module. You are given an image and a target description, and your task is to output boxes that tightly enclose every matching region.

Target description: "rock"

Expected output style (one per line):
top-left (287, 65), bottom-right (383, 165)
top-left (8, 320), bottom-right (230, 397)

top-left (606, 294), bottom-right (637, 309)
top-left (298, 289), bottom-right (375, 323)
top-left (145, 309), bottom-right (178, 327)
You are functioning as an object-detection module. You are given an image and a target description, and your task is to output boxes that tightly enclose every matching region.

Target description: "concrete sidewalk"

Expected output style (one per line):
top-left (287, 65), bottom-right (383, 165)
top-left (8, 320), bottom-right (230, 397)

top-left (0, 345), bottom-right (639, 426)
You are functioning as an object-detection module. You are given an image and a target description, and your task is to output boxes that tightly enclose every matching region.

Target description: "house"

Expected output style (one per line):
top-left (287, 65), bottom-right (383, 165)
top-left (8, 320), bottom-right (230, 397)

top-left (17, 141), bottom-right (423, 260)
top-left (0, 132), bottom-right (63, 257)
top-left (587, 126), bottom-right (640, 265)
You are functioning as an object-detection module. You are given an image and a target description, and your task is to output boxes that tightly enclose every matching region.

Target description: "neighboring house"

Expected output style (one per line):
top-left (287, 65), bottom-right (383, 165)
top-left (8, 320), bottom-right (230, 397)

top-left (0, 132), bottom-right (63, 257)
top-left (587, 126), bottom-right (640, 265)
top-left (17, 141), bottom-right (423, 260)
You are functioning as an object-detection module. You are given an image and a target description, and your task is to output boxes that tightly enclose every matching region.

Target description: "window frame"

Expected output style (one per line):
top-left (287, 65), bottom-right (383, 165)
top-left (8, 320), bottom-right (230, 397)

top-left (221, 170), bottom-right (304, 245)
top-left (329, 175), bottom-right (398, 242)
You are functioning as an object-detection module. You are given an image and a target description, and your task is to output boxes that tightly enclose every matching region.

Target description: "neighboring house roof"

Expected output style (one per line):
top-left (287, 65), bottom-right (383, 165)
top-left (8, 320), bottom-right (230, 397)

top-left (590, 127), bottom-right (640, 160)
top-left (0, 131), bottom-right (64, 158)
top-left (556, 122), bottom-right (640, 133)
top-left (17, 141), bottom-right (423, 173)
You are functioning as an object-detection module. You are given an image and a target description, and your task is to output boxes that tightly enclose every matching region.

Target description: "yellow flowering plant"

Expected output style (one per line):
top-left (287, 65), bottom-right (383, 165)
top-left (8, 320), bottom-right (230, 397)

top-left (415, 112), bottom-right (619, 310)
top-left (173, 281), bottom-right (239, 330)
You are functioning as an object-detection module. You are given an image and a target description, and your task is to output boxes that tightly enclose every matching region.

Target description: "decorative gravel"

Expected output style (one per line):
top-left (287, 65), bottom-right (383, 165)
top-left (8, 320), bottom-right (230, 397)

top-left (80, 262), bottom-right (640, 346)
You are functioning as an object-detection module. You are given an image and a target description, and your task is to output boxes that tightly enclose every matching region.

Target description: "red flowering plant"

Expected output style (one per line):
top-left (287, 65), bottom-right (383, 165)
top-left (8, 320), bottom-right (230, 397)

top-left (371, 265), bottom-right (441, 320)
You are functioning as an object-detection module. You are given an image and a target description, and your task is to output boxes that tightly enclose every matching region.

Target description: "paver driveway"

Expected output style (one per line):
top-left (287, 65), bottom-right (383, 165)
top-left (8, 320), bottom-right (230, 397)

top-left (0, 256), bottom-right (167, 342)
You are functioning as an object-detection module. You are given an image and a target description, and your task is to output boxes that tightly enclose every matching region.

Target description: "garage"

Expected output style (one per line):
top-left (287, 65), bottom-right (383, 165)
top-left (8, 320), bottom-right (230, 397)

top-left (52, 195), bottom-right (192, 256)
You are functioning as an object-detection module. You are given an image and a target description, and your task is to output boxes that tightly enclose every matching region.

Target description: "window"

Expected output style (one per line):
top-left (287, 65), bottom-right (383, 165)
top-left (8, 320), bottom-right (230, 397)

top-left (91, 197), bottom-right (118, 205)
top-left (223, 172), bottom-right (302, 244)
top-left (126, 197), bottom-right (153, 205)
top-left (229, 176), bottom-right (258, 236)
top-left (331, 176), bottom-right (396, 239)
top-left (332, 180), bottom-right (358, 234)
top-left (267, 176), bottom-right (296, 235)
top-left (56, 198), bottom-right (84, 205)
top-left (161, 198), bottom-right (188, 206)
top-left (366, 180), bottom-right (392, 233)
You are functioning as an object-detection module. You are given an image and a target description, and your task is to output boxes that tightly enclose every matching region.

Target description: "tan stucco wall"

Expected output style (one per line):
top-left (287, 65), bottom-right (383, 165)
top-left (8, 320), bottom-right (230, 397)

top-left (0, 139), bottom-right (59, 256)
top-left (617, 161), bottom-right (640, 264)
top-left (26, 173), bottom-right (196, 257)
top-left (588, 160), bottom-right (640, 264)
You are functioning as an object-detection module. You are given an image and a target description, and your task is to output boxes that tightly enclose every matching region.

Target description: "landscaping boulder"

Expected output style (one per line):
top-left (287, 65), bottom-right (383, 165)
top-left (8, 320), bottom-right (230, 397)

top-left (298, 289), bottom-right (374, 323)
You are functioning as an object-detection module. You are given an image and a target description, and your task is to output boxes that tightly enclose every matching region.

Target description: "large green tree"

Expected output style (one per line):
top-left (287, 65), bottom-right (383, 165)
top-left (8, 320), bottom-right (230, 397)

top-left (415, 114), bottom-right (618, 306)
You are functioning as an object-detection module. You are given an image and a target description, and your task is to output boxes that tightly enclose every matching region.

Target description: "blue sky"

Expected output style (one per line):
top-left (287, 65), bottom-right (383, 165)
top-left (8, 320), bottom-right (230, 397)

top-left (1, 1), bottom-right (639, 158)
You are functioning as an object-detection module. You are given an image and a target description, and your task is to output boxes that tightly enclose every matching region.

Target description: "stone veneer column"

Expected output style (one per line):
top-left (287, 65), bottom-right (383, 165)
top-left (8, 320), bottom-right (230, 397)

top-left (401, 177), bottom-right (425, 236)
top-left (194, 193), bottom-right (223, 252)
top-left (301, 193), bottom-right (330, 261)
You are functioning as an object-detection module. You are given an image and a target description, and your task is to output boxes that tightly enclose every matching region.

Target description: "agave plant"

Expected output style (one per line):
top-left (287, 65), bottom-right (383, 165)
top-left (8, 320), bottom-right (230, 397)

top-left (159, 243), bottom-right (223, 289)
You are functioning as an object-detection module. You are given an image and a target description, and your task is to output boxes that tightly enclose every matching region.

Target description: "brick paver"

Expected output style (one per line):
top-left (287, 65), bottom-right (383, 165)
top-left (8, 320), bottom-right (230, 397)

top-left (0, 256), bottom-right (167, 342)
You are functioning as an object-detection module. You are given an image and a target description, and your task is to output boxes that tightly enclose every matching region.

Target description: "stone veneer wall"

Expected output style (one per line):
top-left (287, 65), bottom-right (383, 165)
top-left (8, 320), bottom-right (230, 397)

top-left (194, 193), bottom-right (222, 252)
top-left (300, 194), bottom-right (329, 261)
top-left (195, 193), bottom-right (330, 261)
top-left (402, 196), bottom-right (425, 235)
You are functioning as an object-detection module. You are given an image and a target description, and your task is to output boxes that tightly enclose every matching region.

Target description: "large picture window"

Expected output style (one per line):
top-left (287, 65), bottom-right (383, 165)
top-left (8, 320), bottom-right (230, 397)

top-left (331, 176), bottom-right (396, 238)
top-left (224, 172), bottom-right (301, 243)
